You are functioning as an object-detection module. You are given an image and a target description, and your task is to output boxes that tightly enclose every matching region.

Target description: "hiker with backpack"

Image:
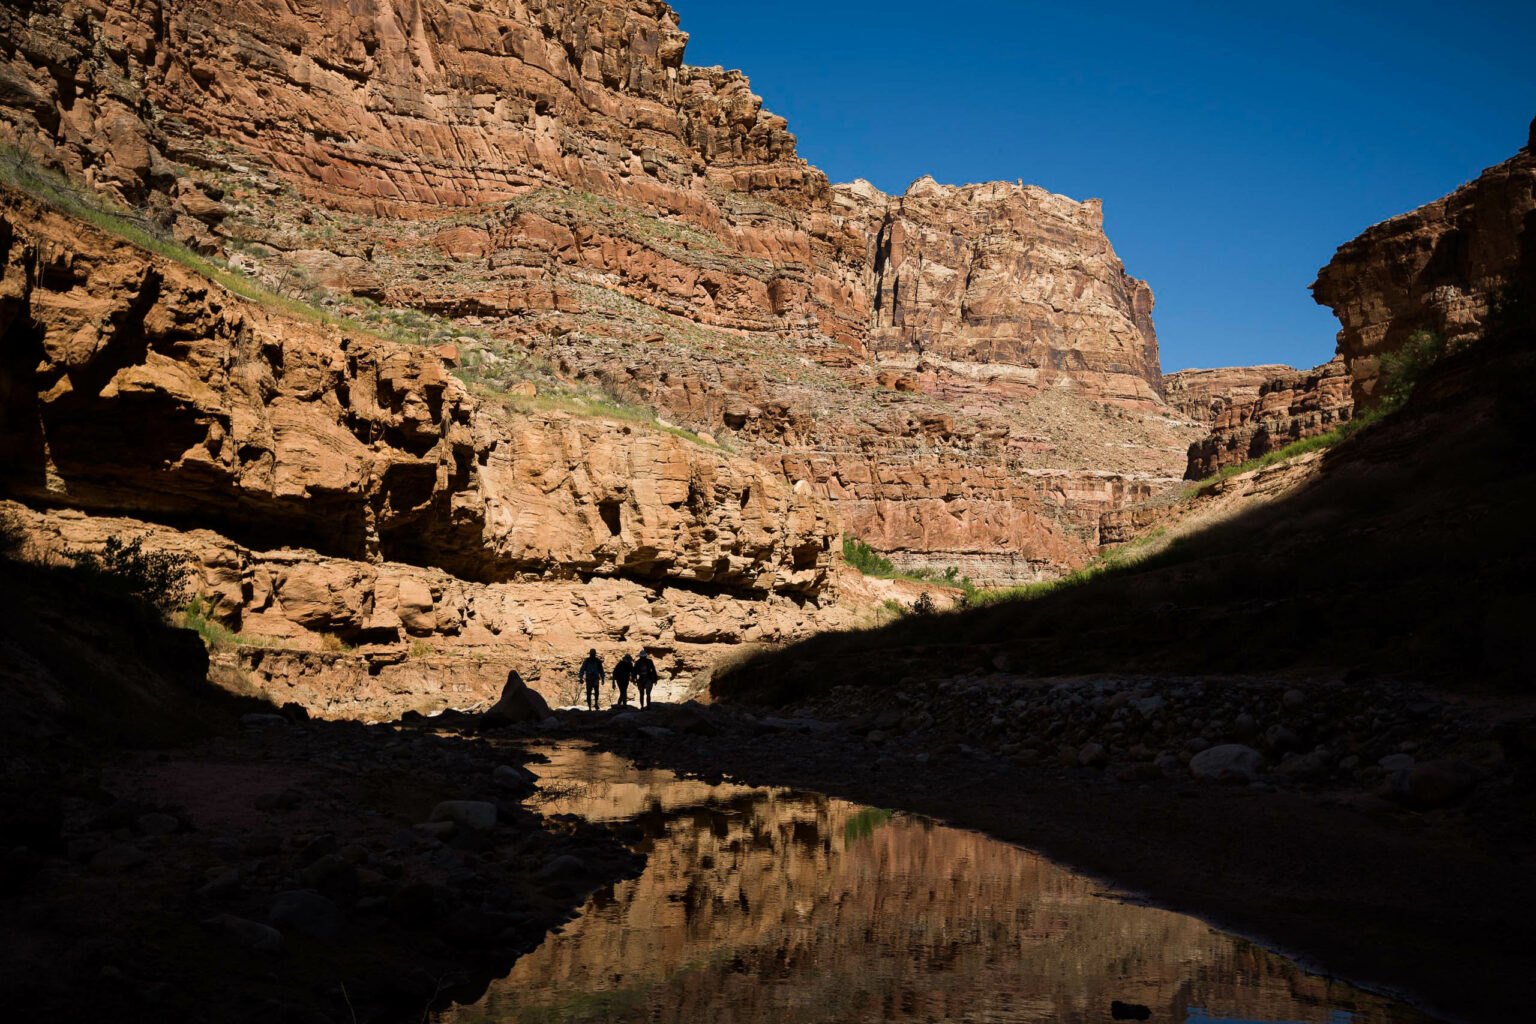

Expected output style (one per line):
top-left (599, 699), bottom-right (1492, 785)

top-left (634, 650), bottom-right (659, 708)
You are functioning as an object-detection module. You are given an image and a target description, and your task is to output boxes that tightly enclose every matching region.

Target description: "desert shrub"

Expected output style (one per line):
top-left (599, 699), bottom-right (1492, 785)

top-left (843, 536), bottom-right (983, 602)
top-left (69, 536), bottom-right (190, 612)
top-left (1377, 329), bottom-right (1447, 412)
top-left (842, 536), bottom-right (896, 576)
top-left (0, 509), bottom-right (21, 559)
top-left (320, 633), bottom-right (354, 654)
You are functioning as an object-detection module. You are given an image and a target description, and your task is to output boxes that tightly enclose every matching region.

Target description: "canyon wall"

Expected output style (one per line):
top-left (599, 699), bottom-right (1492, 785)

top-left (1182, 357), bottom-right (1354, 479)
top-left (1162, 364), bottom-right (1295, 423)
top-left (4, 500), bottom-right (858, 719)
top-left (841, 176), bottom-right (1164, 406)
top-left (1313, 118), bottom-right (1536, 406)
top-left (0, 188), bottom-right (859, 715)
top-left (0, 0), bottom-right (1202, 586)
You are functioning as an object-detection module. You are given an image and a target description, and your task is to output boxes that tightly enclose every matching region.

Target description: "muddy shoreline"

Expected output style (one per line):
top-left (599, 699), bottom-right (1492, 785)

top-left (566, 689), bottom-right (1536, 1024)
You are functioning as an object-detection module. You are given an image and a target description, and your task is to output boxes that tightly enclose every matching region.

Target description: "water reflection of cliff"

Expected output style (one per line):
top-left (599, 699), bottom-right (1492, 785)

top-left (446, 744), bottom-right (1430, 1024)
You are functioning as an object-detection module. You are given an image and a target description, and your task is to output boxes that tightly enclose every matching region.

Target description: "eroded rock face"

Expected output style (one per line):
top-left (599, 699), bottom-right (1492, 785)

top-left (0, 0), bottom-right (1200, 583)
top-left (0, 192), bottom-right (835, 595)
top-left (841, 177), bottom-right (1165, 405)
top-left (4, 500), bottom-right (862, 719)
top-left (1183, 358), bottom-right (1354, 480)
top-left (1313, 121), bottom-right (1536, 406)
top-left (1162, 365), bottom-right (1297, 423)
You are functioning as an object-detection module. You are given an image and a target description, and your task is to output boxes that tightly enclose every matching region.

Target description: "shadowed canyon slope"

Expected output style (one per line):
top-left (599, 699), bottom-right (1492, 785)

top-left (0, 0), bottom-right (1203, 589)
top-left (718, 123), bottom-right (1536, 698)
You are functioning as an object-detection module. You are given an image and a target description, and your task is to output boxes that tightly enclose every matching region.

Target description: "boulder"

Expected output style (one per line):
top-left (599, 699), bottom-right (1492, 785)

top-left (536, 854), bottom-right (587, 880)
top-left (1399, 762), bottom-right (1477, 808)
top-left (1263, 724), bottom-right (1302, 753)
top-left (1189, 744), bottom-right (1265, 784)
top-left (135, 812), bottom-right (180, 836)
top-left (1275, 749), bottom-right (1331, 780)
top-left (207, 914), bottom-right (283, 953)
top-left (492, 764), bottom-right (537, 796)
top-left (429, 800), bottom-right (497, 832)
top-left (90, 844), bottom-right (147, 872)
top-left (479, 671), bottom-right (552, 730)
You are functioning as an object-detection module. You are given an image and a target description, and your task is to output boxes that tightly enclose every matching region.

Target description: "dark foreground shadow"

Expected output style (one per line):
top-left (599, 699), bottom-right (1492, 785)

top-left (0, 544), bottom-right (641, 1024)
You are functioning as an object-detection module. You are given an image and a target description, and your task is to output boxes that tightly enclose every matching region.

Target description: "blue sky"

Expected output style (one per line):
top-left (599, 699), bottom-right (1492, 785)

top-left (677, 1), bottom-right (1536, 372)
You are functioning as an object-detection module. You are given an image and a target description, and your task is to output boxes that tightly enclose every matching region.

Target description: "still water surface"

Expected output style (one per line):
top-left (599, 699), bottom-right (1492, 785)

top-left (444, 743), bottom-right (1434, 1024)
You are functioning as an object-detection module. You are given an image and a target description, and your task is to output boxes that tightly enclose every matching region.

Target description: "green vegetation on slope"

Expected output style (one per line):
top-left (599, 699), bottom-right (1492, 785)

top-left (1185, 329), bottom-right (1450, 495)
top-left (841, 536), bottom-right (978, 597)
top-left (0, 148), bottom-right (722, 448)
top-left (0, 147), bottom-right (383, 336)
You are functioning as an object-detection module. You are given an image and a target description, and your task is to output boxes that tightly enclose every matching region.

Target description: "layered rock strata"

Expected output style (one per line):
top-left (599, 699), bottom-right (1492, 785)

top-left (838, 176), bottom-right (1164, 406)
top-left (4, 501), bottom-right (858, 718)
top-left (0, 188), bottom-right (859, 715)
top-left (0, 0), bottom-right (1203, 583)
top-left (0, 192), bottom-right (833, 593)
top-left (1162, 364), bottom-right (1296, 422)
top-left (1183, 357), bottom-right (1354, 480)
top-left (1313, 119), bottom-right (1536, 406)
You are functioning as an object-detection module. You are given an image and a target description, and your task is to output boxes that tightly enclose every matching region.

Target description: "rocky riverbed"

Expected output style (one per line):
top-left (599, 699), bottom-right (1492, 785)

top-left (544, 674), bottom-right (1536, 1023)
top-left (7, 665), bottom-right (1534, 1024)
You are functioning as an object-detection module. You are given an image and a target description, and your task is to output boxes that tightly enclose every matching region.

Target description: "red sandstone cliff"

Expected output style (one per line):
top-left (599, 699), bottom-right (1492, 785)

top-left (0, 186), bottom-right (861, 715)
top-left (1162, 365), bottom-right (1297, 423)
top-left (1313, 118), bottom-right (1536, 406)
top-left (0, 0), bottom-right (1200, 587)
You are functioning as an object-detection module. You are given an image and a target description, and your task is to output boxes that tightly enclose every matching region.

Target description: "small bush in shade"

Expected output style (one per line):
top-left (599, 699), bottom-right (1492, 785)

top-left (69, 536), bottom-right (191, 613)
top-left (1377, 329), bottom-right (1449, 413)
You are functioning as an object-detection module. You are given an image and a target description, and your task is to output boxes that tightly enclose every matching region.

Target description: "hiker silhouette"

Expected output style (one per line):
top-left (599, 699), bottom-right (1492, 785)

top-left (613, 653), bottom-right (634, 707)
top-left (578, 649), bottom-right (604, 710)
top-left (635, 651), bottom-right (658, 708)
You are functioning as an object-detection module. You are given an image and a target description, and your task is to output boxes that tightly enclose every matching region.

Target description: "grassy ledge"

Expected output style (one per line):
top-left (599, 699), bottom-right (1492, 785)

top-left (0, 147), bottom-right (723, 449)
top-left (1184, 329), bottom-right (1451, 497)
